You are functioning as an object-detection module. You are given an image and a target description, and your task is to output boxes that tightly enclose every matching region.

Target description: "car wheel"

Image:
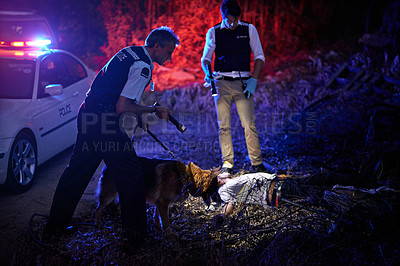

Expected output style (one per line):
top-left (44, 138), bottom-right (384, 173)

top-left (6, 132), bottom-right (37, 192)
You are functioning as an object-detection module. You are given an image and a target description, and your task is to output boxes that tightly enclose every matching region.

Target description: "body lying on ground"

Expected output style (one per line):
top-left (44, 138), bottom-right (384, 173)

top-left (212, 170), bottom-right (366, 219)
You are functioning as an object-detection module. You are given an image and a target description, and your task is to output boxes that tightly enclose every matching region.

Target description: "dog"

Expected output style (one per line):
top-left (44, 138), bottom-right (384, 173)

top-left (95, 157), bottom-right (220, 234)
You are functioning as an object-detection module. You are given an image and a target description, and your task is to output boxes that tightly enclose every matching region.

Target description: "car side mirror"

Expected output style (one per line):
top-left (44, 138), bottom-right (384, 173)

top-left (44, 84), bottom-right (63, 96)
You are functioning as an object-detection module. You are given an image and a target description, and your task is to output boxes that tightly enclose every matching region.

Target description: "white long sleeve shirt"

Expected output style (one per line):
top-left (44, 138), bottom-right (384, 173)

top-left (218, 172), bottom-right (276, 207)
top-left (201, 20), bottom-right (265, 78)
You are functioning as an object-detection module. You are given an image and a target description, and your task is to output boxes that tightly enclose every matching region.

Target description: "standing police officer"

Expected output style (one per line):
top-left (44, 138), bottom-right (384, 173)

top-left (44, 27), bottom-right (179, 250)
top-left (201, 0), bottom-right (267, 174)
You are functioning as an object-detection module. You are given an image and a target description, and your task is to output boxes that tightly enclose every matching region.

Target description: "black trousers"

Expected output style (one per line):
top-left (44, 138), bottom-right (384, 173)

top-left (46, 104), bottom-right (147, 237)
top-left (281, 171), bottom-right (362, 198)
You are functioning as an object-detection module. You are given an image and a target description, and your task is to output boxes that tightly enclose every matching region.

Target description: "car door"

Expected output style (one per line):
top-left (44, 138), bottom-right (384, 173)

top-left (57, 52), bottom-right (89, 147)
top-left (37, 52), bottom-right (87, 157)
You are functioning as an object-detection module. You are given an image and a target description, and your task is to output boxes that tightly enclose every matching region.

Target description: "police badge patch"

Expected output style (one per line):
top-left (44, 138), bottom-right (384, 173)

top-left (141, 67), bottom-right (150, 78)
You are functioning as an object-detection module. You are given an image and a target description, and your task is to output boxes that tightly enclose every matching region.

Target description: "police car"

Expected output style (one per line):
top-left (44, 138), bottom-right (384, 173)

top-left (0, 40), bottom-right (95, 192)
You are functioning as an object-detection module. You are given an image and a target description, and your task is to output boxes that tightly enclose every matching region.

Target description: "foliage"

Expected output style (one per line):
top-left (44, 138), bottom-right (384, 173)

top-left (98, 0), bottom-right (331, 89)
top-left (10, 0), bottom-right (397, 84)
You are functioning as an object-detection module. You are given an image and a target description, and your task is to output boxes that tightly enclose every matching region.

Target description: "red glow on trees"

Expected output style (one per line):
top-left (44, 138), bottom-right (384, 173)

top-left (98, 0), bottom-right (330, 90)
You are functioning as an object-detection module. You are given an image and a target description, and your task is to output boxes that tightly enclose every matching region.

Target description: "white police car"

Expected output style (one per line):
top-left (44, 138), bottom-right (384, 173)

top-left (0, 40), bottom-right (95, 192)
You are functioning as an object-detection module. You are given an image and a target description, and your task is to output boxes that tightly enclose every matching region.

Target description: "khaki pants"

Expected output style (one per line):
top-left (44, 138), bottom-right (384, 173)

top-left (214, 79), bottom-right (262, 167)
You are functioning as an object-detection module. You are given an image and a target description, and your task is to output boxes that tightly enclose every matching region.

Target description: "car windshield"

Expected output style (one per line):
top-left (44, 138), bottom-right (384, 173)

top-left (0, 20), bottom-right (54, 42)
top-left (0, 58), bottom-right (35, 99)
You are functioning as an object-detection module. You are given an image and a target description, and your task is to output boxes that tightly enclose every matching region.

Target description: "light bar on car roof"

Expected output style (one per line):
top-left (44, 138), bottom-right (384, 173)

top-left (1, 39), bottom-right (52, 48)
top-left (26, 39), bottom-right (52, 47)
top-left (11, 41), bottom-right (25, 47)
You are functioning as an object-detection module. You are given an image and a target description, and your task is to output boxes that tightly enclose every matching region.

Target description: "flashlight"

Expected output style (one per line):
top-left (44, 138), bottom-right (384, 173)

top-left (206, 65), bottom-right (218, 96)
top-left (242, 82), bottom-right (250, 98)
top-left (154, 102), bottom-right (186, 133)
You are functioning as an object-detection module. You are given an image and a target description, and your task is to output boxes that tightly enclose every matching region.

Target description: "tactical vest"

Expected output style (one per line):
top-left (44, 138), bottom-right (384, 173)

top-left (85, 46), bottom-right (151, 110)
top-left (214, 22), bottom-right (251, 72)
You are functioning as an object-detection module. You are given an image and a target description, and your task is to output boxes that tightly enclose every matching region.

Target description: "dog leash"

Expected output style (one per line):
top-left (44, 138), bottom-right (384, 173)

top-left (132, 115), bottom-right (183, 163)
top-left (145, 127), bottom-right (182, 162)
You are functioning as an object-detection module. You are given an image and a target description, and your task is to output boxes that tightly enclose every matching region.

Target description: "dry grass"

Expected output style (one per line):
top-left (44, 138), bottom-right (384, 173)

top-left (13, 185), bottom-right (399, 265)
top-left (11, 48), bottom-right (400, 265)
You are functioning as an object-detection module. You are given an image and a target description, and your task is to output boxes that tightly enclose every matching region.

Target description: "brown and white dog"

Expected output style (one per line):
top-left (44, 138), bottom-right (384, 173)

top-left (95, 157), bottom-right (219, 234)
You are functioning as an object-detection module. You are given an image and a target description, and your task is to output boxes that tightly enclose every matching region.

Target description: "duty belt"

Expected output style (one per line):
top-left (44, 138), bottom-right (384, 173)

top-left (84, 99), bottom-right (116, 113)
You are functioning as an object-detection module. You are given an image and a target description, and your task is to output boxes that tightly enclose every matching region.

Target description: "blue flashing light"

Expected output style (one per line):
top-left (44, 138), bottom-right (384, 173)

top-left (26, 39), bottom-right (52, 47)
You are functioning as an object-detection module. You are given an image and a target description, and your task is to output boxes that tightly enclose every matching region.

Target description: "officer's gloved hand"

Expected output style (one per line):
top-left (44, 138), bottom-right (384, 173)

top-left (243, 77), bottom-right (257, 99)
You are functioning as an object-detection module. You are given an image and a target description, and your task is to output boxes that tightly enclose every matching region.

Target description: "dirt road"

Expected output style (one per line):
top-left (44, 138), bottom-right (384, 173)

top-left (0, 147), bottom-right (103, 263)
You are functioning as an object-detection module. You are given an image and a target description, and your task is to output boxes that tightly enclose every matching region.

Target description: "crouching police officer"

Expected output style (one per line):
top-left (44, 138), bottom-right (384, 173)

top-left (43, 26), bottom-right (180, 251)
